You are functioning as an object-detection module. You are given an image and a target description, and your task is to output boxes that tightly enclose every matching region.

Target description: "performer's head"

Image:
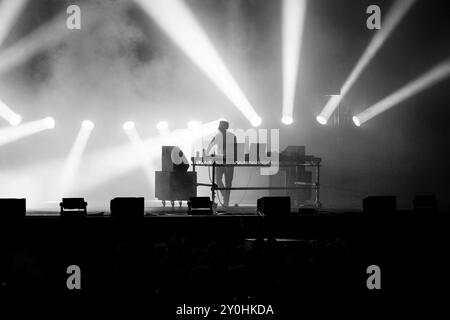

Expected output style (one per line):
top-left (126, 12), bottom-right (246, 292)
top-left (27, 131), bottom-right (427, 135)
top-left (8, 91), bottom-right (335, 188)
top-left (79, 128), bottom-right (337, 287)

top-left (218, 120), bottom-right (229, 132)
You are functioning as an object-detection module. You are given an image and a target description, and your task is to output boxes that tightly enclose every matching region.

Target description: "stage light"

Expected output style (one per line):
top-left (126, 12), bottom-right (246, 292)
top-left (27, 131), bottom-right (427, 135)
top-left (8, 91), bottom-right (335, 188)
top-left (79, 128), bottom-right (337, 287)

top-left (81, 120), bottom-right (94, 130)
top-left (9, 114), bottom-right (22, 126)
top-left (0, 117), bottom-right (55, 146)
top-left (0, 0), bottom-right (28, 47)
top-left (352, 116), bottom-right (361, 127)
top-left (44, 117), bottom-right (55, 129)
top-left (282, 0), bottom-right (307, 125)
top-left (281, 116), bottom-right (293, 125)
top-left (59, 120), bottom-right (95, 195)
top-left (316, 115), bottom-right (327, 125)
top-left (317, 0), bottom-right (416, 124)
top-left (123, 121), bottom-right (135, 131)
top-left (0, 99), bottom-right (22, 126)
top-left (135, 0), bottom-right (262, 127)
top-left (353, 59), bottom-right (450, 126)
top-left (156, 121), bottom-right (169, 131)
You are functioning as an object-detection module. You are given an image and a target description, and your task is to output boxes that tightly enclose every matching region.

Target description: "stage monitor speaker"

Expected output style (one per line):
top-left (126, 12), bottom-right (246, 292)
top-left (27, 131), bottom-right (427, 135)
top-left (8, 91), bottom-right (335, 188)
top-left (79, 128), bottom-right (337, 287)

top-left (257, 197), bottom-right (291, 216)
top-left (60, 198), bottom-right (87, 218)
top-left (162, 146), bottom-right (189, 172)
top-left (363, 196), bottom-right (396, 215)
top-left (0, 198), bottom-right (26, 220)
top-left (110, 197), bottom-right (144, 218)
top-left (188, 197), bottom-right (213, 215)
top-left (413, 195), bottom-right (438, 214)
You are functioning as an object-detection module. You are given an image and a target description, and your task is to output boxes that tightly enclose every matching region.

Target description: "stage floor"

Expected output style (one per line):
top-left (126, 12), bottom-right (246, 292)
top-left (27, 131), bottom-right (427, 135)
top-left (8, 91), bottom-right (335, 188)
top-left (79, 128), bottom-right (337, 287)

top-left (25, 205), bottom-right (363, 217)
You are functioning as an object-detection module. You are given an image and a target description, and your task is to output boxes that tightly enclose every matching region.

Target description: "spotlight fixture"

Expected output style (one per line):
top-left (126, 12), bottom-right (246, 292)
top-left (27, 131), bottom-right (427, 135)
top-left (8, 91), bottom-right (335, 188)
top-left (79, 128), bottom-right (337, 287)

top-left (156, 121), bottom-right (169, 131)
top-left (81, 120), bottom-right (94, 130)
top-left (281, 116), bottom-right (293, 125)
top-left (44, 117), bottom-right (55, 129)
top-left (316, 115), bottom-right (327, 125)
top-left (9, 113), bottom-right (22, 126)
top-left (352, 116), bottom-right (361, 127)
top-left (123, 121), bottom-right (135, 131)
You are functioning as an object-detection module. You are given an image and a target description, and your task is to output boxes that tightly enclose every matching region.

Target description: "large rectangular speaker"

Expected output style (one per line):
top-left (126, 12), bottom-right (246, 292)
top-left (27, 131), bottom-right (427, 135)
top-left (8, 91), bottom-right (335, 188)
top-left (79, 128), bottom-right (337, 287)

top-left (110, 197), bottom-right (144, 218)
top-left (155, 171), bottom-right (197, 201)
top-left (413, 195), bottom-right (438, 214)
top-left (257, 197), bottom-right (291, 216)
top-left (363, 196), bottom-right (396, 215)
top-left (0, 198), bottom-right (26, 220)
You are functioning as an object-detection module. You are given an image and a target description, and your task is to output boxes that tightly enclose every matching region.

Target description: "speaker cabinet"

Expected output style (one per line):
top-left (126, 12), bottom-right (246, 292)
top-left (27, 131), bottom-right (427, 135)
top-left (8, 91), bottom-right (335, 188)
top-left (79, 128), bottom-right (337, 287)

top-left (110, 197), bottom-right (144, 218)
top-left (363, 196), bottom-right (396, 215)
top-left (0, 198), bottom-right (26, 220)
top-left (155, 171), bottom-right (197, 201)
top-left (257, 197), bottom-right (291, 216)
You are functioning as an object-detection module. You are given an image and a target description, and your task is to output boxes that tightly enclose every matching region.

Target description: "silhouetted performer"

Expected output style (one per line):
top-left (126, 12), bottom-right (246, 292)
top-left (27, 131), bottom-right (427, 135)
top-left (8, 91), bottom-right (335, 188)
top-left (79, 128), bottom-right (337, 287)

top-left (206, 120), bottom-right (237, 207)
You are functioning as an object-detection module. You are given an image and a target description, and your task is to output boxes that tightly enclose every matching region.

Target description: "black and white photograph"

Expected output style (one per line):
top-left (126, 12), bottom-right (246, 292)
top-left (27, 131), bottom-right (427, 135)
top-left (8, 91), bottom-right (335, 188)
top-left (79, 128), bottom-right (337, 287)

top-left (0, 0), bottom-right (449, 316)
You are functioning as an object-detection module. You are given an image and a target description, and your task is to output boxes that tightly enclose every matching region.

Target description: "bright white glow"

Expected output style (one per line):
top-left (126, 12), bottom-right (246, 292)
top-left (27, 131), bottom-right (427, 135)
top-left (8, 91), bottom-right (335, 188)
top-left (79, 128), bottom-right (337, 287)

top-left (0, 117), bottom-right (55, 146)
top-left (0, 13), bottom-right (70, 75)
top-left (188, 120), bottom-right (202, 130)
top-left (317, 0), bottom-right (416, 123)
top-left (251, 117), bottom-right (262, 127)
top-left (316, 115), bottom-right (327, 125)
top-left (44, 117), bottom-right (55, 129)
top-left (353, 60), bottom-right (450, 126)
top-left (9, 113), bottom-right (22, 126)
top-left (123, 121), bottom-right (135, 131)
top-left (135, 0), bottom-right (262, 127)
top-left (59, 120), bottom-right (95, 195)
top-left (82, 120), bottom-right (94, 130)
top-left (124, 124), bottom-right (154, 189)
top-left (281, 116), bottom-right (293, 125)
top-left (352, 116), bottom-right (361, 127)
top-left (76, 118), bottom-right (222, 191)
top-left (156, 121), bottom-right (169, 131)
top-left (0, 0), bottom-right (28, 47)
top-left (0, 98), bottom-right (22, 126)
top-left (282, 0), bottom-right (307, 124)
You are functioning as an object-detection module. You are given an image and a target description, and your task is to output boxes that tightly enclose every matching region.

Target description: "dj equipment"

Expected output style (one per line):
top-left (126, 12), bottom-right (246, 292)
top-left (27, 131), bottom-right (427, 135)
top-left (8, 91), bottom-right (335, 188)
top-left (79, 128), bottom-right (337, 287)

top-left (191, 145), bottom-right (321, 208)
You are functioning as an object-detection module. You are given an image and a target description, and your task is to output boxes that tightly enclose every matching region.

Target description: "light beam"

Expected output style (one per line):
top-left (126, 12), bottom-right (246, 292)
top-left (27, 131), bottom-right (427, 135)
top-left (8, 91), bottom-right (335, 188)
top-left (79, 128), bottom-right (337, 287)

top-left (0, 98), bottom-right (21, 125)
top-left (353, 59), bottom-right (450, 126)
top-left (59, 120), bottom-right (95, 195)
top-left (134, 0), bottom-right (262, 127)
top-left (124, 123), bottom-right (154, 189)
top-left (0, 116), bottom-right (55, 146)
top-left (282, 0), bottom-right (307, 125)
top-left (0, 0), bottom-right (28, 47)
top-left (317, 0), bottom-right (416, 124)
